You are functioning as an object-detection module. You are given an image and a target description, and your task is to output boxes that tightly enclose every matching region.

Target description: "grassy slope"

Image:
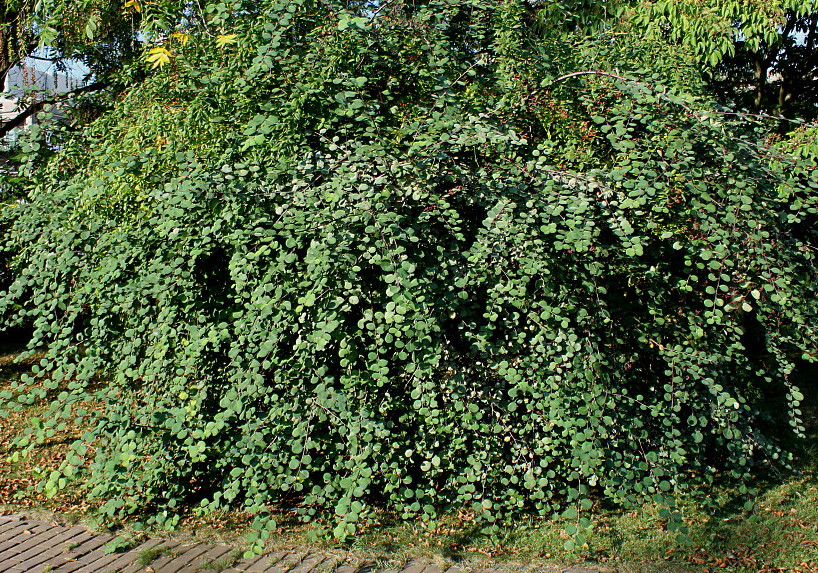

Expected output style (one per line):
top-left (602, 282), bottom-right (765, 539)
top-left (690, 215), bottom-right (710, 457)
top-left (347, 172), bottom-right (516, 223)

top-left (1, 343), bottom-right (817, 573)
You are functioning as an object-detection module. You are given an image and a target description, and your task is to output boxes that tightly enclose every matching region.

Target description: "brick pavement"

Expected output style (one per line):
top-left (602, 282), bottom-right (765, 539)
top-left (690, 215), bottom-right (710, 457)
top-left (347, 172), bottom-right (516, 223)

top-left (0, 515), bottom-right (605, 573)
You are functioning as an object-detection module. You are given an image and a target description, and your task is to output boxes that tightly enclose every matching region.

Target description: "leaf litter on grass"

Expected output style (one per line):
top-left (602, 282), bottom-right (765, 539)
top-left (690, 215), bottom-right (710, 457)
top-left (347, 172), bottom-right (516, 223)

top-left (0, 346), bottom-right (97, 516)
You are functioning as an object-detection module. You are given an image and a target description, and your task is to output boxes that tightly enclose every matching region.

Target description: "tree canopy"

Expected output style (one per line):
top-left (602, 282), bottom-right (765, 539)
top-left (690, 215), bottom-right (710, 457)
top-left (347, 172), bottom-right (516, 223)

top-left (634, 0), bottom-right (818, 121)
top-left (1, 0), bottom-right (816, 551)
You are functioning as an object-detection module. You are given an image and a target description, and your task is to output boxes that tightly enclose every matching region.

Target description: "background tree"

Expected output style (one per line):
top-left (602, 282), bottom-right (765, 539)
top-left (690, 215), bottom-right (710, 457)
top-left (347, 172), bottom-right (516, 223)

top-left (0, 0), bottom-right (152, 139)
top-left (634, 0), bottom-right (818, 122)
top-left (0, 0), bottom-right (34, 91)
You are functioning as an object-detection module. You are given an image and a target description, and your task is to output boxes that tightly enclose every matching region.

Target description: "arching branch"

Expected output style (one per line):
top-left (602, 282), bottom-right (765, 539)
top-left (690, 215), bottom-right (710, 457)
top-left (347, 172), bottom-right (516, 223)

top-left (0, 80), bottom-right (107, 138)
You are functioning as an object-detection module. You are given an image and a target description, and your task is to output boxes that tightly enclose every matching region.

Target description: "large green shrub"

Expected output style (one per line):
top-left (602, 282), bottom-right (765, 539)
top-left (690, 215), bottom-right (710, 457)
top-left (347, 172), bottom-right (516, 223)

top-left (1, 0), bottom-right (816, 546)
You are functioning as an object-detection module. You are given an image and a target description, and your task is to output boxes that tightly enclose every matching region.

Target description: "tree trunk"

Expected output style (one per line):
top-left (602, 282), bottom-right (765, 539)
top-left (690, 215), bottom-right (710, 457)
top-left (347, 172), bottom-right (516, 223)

top-left (0, 4), bottom-right (13, 92)
top-left (0, 80), bottom-right (108, 137)
top-left (754, 57), bottom-right (767, 111)
top-left (0, 1), bottom-right (33, 92)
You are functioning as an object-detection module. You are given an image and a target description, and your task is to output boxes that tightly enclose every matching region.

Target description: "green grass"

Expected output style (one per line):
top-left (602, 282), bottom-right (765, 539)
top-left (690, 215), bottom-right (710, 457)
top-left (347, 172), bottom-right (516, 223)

top-left (136, 544), bottom-right (180, 567)
top-left (2, 343), bottom-right (817, 572)
top-left (198, 549), bottom-right (242, 572)
top-left (326, 475), bottom-right (818, 572)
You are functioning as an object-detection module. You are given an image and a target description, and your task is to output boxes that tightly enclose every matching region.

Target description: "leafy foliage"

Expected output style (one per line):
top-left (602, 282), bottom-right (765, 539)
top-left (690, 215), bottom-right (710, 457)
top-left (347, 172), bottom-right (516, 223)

top-left (1, 0), bottom-right (140, 81)
top-left (633, 1), bottom-right (818, 120)
top-left (1, 0), bottom-right (817, 549)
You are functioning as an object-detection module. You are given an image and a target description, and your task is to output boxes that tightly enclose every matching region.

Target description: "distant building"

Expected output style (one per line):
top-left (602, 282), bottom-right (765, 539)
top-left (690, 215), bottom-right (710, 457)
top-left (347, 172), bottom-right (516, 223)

top-left (1, 62), bottom-right (85, 146)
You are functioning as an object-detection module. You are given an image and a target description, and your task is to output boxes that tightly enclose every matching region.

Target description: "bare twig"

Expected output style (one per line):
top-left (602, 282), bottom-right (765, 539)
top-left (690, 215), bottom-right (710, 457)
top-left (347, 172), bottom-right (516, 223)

top-left (369, 0), bottom-right (397, 20)
top-left (554, 70), bottom-right (632, 83)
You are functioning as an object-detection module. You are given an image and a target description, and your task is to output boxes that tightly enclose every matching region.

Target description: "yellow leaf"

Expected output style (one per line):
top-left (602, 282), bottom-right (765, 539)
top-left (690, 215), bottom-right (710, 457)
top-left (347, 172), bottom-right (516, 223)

top-left (171, 32), bottom-right (192, 46)
top-left (146, 46), bottom-right (172, 69)
top-left (215, 34), bottom-right (239, 47)
top-left (124, 0), bottom-right (141, 12)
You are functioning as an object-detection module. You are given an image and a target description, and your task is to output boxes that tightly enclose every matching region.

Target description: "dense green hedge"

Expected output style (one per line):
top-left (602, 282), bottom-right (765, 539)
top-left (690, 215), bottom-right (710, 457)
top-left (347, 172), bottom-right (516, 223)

top-left (1, 0), bottom-right (816, 549)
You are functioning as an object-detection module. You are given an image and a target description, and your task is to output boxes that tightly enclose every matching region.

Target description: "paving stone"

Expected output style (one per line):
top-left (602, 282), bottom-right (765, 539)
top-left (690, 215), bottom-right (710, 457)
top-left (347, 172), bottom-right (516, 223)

top-left (220, 554), bottom-right (269, 573)
top-left (220, 566), bottom-right (251, 573)
top-left (165, 546), bottom-right (239, 573)
top-left (71, 553), bottom-right (137, 573)
top-left (11, 524), bottom-right (83, 549)
top-left (189, 542), bottom-right (236, 570)
top-left (80, 542), bottom-right (191, 573)
top-left (19, 523), bottom-right (51, 534)
top-left (52, 536), bottom-right (118, 573)
top-left (316, 556), bottom-right (342, 572)
top-left (60, 532), bottom-right (98, 553)
top-left (399, 559), bottom-right (435, 573)
top-left (116, 539), bottom-right (182, 573)
top-left (0, 514), bottom-right (604, 573)
top-left (112, 540), bottom-right (188, 573)
top-left (53, 548), bottom-right (122, 573)
top-left (0, 522), bottom-right (33, 543)
top-left (6, 522), bottom-right (51, 539)
top-left (133, 541), bottom-right (185, 573)
top-left (0, 514), bottom-right (19, 520)
top-left (0, 517), bottom-right (28, 536)
top-left (0, 524), bottom-right (63, 561)
top-left (5, 526), bottom-right (90, 571)
top-left (93, 538), bottom-right (170, 573)
top-left (237, 550), bottom-right (288, 572)
top-left (0, 522), bottom-right (20, 536)
top-left (62, 531), bottom-right (114, 558)
top-left (52, 554), bottom-right (108, 573)
top-left (0, 514), bottom-right (24, 523)
top-left (270, 552), bottom-right (315, 572)
top-left (153, 543), bottom-right (212, 573)
top-left (17, 531), bottom-right (99, 572)
top-left (232, 553), bottom-right (274, 572)
top-left (72, 551), bottom-right (132, 573)
top-left (288, 553), bottom-right (329, 573)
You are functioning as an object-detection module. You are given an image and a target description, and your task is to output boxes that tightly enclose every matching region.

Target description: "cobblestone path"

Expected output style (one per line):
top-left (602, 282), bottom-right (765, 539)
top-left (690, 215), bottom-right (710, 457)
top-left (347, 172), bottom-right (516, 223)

top-left (0, 515), bottom-right (606, 573)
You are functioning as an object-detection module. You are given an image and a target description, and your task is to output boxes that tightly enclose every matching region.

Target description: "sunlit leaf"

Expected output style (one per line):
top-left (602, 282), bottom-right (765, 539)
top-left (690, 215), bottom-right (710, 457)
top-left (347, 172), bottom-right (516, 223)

top-left (171, 32), bottom-right (192, 46)
top-left (145, 46), bottom-right (172, 69)
top-left (215, 34), bottom-right (239, 47)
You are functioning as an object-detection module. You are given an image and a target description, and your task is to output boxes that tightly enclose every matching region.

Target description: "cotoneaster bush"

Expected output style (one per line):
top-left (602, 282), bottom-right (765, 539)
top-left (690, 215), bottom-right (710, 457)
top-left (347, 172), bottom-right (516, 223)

top-left (1, 0), bottom-right (816, 551)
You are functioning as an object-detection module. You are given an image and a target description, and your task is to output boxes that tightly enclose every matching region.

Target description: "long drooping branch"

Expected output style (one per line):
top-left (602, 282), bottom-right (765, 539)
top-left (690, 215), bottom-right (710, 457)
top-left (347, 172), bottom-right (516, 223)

top-left (0, 80), bottom-right (107, 138)
top-left (0, 0), bottom-right (36, 91)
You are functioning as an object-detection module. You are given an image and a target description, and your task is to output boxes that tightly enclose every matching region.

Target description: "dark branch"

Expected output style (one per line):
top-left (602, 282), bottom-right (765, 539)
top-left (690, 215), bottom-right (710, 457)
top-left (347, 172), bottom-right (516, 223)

top-left (554, 70), bottom-right (632, 83)
top-left (0, 81), bottom-right (107, 138)
top-left (26, 54), bottom-right (59, 63)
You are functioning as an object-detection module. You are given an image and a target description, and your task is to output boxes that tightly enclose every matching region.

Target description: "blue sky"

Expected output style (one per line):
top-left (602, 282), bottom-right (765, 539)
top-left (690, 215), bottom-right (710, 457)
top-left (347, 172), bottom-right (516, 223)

top-left (28, 54), bottom-right (91, 83)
